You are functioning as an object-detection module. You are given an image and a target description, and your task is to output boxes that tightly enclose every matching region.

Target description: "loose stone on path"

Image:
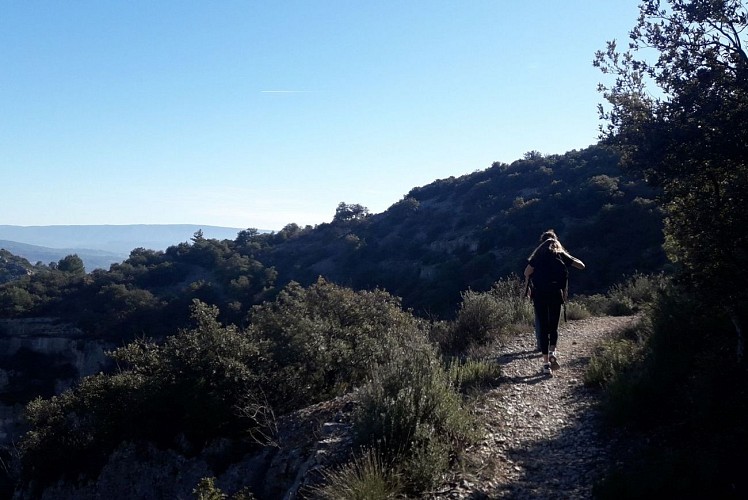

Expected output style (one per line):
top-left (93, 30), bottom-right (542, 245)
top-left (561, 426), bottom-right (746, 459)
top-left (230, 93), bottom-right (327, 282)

top-left (430, 315), bottom-right (639, 499)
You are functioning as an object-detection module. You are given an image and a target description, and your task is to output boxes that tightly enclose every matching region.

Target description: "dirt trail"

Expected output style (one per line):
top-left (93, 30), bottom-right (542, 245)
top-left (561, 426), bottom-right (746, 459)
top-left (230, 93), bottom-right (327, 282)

top-left (432, 315), bottom-right (640, 499)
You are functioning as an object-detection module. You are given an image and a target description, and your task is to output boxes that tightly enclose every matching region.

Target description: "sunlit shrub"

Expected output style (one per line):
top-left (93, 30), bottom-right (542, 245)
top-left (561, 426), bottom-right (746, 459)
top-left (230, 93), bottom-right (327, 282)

top-left (575, 293), bottom-right (610, 316)
top-left (447, 358), bottom-right (502, 393)
top-left (311, 448), bottom-right (403, 500)
top-left (576, 273), bottom-right (668, 317)
top-left (450, 276), bottom-right (533, 352)
top-left (352, 348), bottom-right (477, 495)
top-left (249, 278), bottom-right (432, 412)
top-left (192, 477), bottom-right (255, 500)
top-left (607, 273), bottom-right (668, 315)
top-left (564, 301), bottom-right (591, 320)
top-left (585, 338), bottom-right (642, 388)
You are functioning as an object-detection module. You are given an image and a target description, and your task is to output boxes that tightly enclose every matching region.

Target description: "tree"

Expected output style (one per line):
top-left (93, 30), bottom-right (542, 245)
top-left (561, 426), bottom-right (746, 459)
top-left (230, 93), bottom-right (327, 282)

top-left (595, 0), bottom-right (748, 360)
top-left (191, 229), bottom-right (205, 242)
top-left (57, 254), bottom-right (85, 276)
top-left (333, 202), bottom-right (370, 223)
top-left (235, 228), bottom-right (259, 247)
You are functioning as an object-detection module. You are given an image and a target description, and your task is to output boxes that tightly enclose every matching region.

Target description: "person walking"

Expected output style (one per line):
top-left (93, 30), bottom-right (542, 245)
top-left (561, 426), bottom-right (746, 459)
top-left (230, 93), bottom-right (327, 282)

top-left (524, 230), bottom-right (585, 374)
top-left (526, 230), bottom-right (559, 351)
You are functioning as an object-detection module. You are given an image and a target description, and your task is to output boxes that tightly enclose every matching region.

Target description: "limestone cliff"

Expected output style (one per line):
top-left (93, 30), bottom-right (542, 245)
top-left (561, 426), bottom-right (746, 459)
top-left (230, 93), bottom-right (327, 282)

top-left (0, 318), bottom-right (111, 443)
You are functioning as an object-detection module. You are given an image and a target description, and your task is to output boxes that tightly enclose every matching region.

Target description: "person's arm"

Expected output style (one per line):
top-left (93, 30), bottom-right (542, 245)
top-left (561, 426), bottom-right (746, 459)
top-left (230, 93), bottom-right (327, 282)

top-left (523, 264), bottom-right (534, 297)
top-left (563, 252), bottom-right (585, 270)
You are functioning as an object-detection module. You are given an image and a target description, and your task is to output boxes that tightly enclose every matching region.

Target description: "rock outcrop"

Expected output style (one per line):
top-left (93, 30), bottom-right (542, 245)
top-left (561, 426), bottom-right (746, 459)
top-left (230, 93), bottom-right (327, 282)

top-left (0, 318), bottom-right (111, 443)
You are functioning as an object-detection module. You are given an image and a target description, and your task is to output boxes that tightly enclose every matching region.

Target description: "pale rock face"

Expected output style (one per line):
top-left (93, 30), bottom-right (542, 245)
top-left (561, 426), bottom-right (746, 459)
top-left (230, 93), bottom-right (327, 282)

top-left (0, 318), bottom-right (111, 443)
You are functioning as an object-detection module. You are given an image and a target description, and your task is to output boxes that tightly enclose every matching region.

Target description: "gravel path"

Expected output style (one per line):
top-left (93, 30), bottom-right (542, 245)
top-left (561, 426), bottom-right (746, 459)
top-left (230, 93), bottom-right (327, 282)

top-left (431, 315), bottom-right (640, 499)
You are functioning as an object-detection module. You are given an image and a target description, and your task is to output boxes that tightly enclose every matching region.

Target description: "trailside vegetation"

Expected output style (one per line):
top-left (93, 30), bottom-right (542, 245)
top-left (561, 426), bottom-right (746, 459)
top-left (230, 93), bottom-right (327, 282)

top-left (592, 1), bottom-right (748, 497)
top-left (595, 0), bottom-right (748, 360)
top-left (16, 279), bottom-right (514, 497)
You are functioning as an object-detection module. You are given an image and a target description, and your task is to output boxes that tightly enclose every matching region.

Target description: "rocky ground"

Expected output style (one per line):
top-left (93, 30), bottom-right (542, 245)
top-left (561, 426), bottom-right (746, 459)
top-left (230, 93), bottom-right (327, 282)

top-left (431, 315), bottom-right (640, 500)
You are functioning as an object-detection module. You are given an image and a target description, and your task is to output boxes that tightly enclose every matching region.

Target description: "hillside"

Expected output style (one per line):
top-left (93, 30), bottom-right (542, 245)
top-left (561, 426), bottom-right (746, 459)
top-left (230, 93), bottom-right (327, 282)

top-left (0, 250), bottom-right (34, 284)
top-left (0, 144), bottom-right (667, 338)
top-left (255, 144), bottom-right (667, 315)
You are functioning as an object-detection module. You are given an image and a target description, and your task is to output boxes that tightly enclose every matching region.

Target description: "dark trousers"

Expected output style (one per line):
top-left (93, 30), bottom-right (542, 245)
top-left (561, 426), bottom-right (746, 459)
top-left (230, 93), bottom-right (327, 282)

top-left (533, 292), bottom-right (563, 355)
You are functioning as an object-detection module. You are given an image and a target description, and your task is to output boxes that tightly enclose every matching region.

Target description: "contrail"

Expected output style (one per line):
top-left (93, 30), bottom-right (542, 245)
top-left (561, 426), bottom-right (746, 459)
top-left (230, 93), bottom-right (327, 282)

top-left (260, 90), bottom-right (313, 93)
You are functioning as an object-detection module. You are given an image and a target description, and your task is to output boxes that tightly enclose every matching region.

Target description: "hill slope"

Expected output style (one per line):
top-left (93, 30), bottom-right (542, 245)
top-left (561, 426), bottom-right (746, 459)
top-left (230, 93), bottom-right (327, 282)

top-left (0, 144), bottom-right (667, 335)
top-left (255, 144), bottom-right (667, 315)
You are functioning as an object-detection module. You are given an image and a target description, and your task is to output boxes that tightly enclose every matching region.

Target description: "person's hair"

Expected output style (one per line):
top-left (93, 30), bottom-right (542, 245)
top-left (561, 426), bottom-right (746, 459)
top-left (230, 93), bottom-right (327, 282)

top-left (539, 229), bottom-right (557, 242)
top-left (529, 237), bottom-right (563, 261)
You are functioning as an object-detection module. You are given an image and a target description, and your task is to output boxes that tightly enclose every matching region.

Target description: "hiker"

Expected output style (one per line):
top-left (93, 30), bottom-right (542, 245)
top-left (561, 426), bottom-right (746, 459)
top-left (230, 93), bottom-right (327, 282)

top-left (524, 230), bottom-right (584, 374)
top-left (525, 230), bottom-right (559, 351)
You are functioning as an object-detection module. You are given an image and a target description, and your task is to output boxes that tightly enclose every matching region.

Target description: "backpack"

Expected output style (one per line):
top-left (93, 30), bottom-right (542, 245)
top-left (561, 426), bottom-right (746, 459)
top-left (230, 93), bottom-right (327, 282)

top-left (532, 251), bottom-right (569, 300)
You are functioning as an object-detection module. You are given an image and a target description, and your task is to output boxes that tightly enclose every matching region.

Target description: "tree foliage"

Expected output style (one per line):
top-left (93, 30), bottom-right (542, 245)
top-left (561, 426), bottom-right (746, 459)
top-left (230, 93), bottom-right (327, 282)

top-left (249, 277), bottom-right (431, 412)
top-left (17, 282), bottom-right (439, 488)
top-left (333, 202), bottom-right (370, 223)
top-left (19, 300), bottom-right (265, 488)
top-left (595, 0), bottom-right (748, 358)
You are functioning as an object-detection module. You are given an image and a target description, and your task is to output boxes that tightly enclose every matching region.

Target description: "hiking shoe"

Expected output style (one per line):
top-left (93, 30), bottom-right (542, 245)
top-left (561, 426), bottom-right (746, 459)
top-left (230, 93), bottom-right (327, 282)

top-left (543, 363), bottom-right (552, 375)
top-left (549, 353), bottom-right (560, 371)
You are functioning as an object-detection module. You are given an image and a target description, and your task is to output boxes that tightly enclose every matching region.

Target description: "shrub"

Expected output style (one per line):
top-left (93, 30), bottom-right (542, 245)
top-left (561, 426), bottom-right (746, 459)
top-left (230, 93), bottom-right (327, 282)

top-left (20, 372), bottom-right (145, 489)
top-left (575, 293), bottom-right (610, 316)
top-left (607, 273), bottom-right (668, 315)
top-left (352, 347), bottom-right (477, 495)
top-left (249, 278), bottom-right (431, 412)
top-left (447, 358), bottom-right (502, 393)
top-left (584, 317), bottom-right (651, 392)
top-left (449, 276), bottom-right (533, 352)
top-left (585, 338), bottom-right (643, 388)
top-left (576, 273), bottom-right (668, 317)
top-left (19, 300), bottom-right (266, 489)
top-left (593, 284), bottom-right (748, 498)
top-left (311, 448), bottom-right (404, 500)
top-left (193, 477), bottom-right (255, 500)
top-left (564, 301), bottom-right (591, 320)
top-left (109, 300), bottom-right (265, 445)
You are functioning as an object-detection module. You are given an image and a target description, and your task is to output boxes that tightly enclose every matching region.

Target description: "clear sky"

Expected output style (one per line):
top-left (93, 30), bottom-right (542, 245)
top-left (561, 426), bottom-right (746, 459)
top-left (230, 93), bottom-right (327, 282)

top-left (1, 1), bottom-right (640, 231)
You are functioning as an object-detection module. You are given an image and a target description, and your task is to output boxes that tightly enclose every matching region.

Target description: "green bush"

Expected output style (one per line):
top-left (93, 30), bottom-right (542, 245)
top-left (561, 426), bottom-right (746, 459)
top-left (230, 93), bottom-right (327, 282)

top-left (575, 293), bottom-right (610, 316)
top-left (311, 448), bottom-right (404, 500)
top-left (352, 347), bottom-right (477, 495)
top-left (20, 372), bottom-right (145, 489)
top-left (249, 278), bottom-right (431, 412)
top-left (584, 318), bottom-right (653, 416)
top-left (447, 358), bottom-right (502, 393)
top-left (607, 273), bottom-right (668, 315)
top-left (449, 276), bottom-right (533, 352)
top-left (576, 273), bottom-right (668, 317)
top-left (593, 284), bottom-right (748, 498)
top-left (585, 338), bottom-right (642, 388)
top-left (564, 301), bottom-right (591, 320)
top-left (18, 280), bottom-right (438, 491)
top-left (19, 300), bottom-right (265, 488)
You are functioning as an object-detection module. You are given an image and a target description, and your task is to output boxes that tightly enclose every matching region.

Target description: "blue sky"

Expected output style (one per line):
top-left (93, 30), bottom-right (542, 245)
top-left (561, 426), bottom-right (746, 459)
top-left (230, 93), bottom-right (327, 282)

top-left (1, 1), bottom-right (640, 231)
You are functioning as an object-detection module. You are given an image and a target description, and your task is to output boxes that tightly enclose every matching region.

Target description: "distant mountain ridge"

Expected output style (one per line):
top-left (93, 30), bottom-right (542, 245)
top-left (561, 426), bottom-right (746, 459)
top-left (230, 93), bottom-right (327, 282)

top-left (0, 240), bottom-right (124, 271)
top-left (0, 224), bottom-right (248, 270)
